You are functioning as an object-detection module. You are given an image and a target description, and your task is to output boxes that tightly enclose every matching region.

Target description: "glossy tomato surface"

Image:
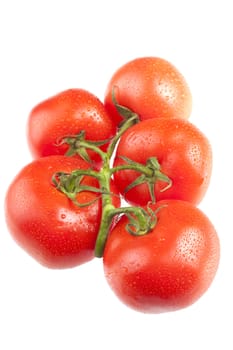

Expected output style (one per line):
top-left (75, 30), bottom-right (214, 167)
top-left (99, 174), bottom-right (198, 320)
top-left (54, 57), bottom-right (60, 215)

top-left (104, 57), bottom-right (192, 125)
top-left (103, 200), bottom-right (220, 313)
top-left (27, 89), bottom-right (117, 165)
top-left (5, 155), bottom-right (120, 269)
top-left (113, 118), bottom-right (212, 206)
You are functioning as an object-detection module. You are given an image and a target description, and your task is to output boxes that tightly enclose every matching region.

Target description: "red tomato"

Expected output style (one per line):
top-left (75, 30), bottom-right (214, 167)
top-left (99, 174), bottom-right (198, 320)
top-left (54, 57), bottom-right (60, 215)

top-left (104, 57), bottom-right (192, 125)
top-left (103, 200), bottom-right (220, 313)
top-left (113, 118), bottom-right (212, 206)
top-left (27, 89), bottom-right (117, 165)
top-left (5, 155), bottom-right (120, 269)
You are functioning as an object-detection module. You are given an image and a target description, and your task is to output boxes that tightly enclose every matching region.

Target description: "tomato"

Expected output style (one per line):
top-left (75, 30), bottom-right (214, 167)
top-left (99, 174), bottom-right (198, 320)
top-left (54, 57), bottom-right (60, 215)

top-left (103, 200), bottom-right (220, 313)
top-left (27, 89), bottom-right (117, 165)
top-left (113, 117), bottom-right (212, 206)
top-left (104, 57), bottom-right (192, 125)
top-left (5, 155), bottom-right (120, 269)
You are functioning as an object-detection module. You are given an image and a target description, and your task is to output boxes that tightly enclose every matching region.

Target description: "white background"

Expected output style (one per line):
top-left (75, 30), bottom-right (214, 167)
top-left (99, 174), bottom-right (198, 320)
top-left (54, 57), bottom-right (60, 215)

top-left (0, 1), bottom-right (232, 349)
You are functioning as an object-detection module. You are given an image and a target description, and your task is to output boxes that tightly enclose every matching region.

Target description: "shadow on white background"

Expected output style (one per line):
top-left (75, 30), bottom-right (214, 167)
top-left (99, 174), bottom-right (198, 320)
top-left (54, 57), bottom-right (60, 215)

top-left (0, 1), bottom-right (232, 349)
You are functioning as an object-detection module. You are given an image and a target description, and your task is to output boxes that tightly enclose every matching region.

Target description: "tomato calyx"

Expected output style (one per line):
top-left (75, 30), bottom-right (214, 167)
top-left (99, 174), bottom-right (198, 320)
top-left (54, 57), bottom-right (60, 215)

top-left (111, 86), bottom-right (139, 127)
top-left (52, 169), bottom-right (104, 207)
top-left (56, 130), bottom-right (111, 165)
top-left (123, 205), bottom-right (157, 237)
top-left (112, 156), bottom-right (172, 203)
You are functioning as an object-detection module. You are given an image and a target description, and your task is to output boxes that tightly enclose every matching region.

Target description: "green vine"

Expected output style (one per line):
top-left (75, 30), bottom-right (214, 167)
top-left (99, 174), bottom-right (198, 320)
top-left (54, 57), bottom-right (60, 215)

top-left (53, 97), bottom-right (172, 257)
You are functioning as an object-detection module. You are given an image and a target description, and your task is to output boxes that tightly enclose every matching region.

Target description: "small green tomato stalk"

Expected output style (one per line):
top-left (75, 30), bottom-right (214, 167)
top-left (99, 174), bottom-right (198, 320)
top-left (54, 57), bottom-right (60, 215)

top-left (53, 96), bottom-right (172, 257)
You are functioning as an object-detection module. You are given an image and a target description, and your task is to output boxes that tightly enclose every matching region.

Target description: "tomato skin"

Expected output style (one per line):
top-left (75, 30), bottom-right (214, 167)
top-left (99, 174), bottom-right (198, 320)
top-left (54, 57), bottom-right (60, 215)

top-left (113, 118), bottom-right (212, 206)
top-left (103, 200), bottom-right (220, 313)
top-left (104, 57), bottom-right (192, 125)
top-left (5, 155), bottom-right (120, 269)
top-left (27, 89), bottom-right (117, 165)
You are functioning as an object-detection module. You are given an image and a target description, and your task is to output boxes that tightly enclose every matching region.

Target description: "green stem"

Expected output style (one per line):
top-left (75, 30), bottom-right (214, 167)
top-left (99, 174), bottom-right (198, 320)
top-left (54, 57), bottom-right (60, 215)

top-left (94, 118), bottom-right (154, 257)
top-left (94, 205), bottom-right (116, 258)
top-left (78, 140), bottom-right (107, 161)
top-left (107, 114), bottom-right (139, 158)
top-left (110, 163), bottom-right (152, 176)
top-left (70, 168), bottom-right (102, 180)
top-left (94, 150), bottom-right (115, 257)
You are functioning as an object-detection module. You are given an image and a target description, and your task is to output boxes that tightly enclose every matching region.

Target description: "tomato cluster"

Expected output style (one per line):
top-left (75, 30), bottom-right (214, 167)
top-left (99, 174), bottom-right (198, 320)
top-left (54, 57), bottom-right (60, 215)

top-left (5, 56), bottom-right (220, 313)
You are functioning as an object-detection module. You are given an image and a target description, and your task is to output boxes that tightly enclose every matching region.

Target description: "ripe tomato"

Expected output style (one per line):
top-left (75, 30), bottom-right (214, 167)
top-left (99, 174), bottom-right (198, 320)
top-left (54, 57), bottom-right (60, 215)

top-left (27, 89), bottom-right (117, 165)
top-left (5, 155), bottom-right (120, 269)
top-left (113, 118), bottom-right (212, 206)
top-left (103, 200), bottom-right (220, 313)
top-left (104, 57), bottom-right (192, 125)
